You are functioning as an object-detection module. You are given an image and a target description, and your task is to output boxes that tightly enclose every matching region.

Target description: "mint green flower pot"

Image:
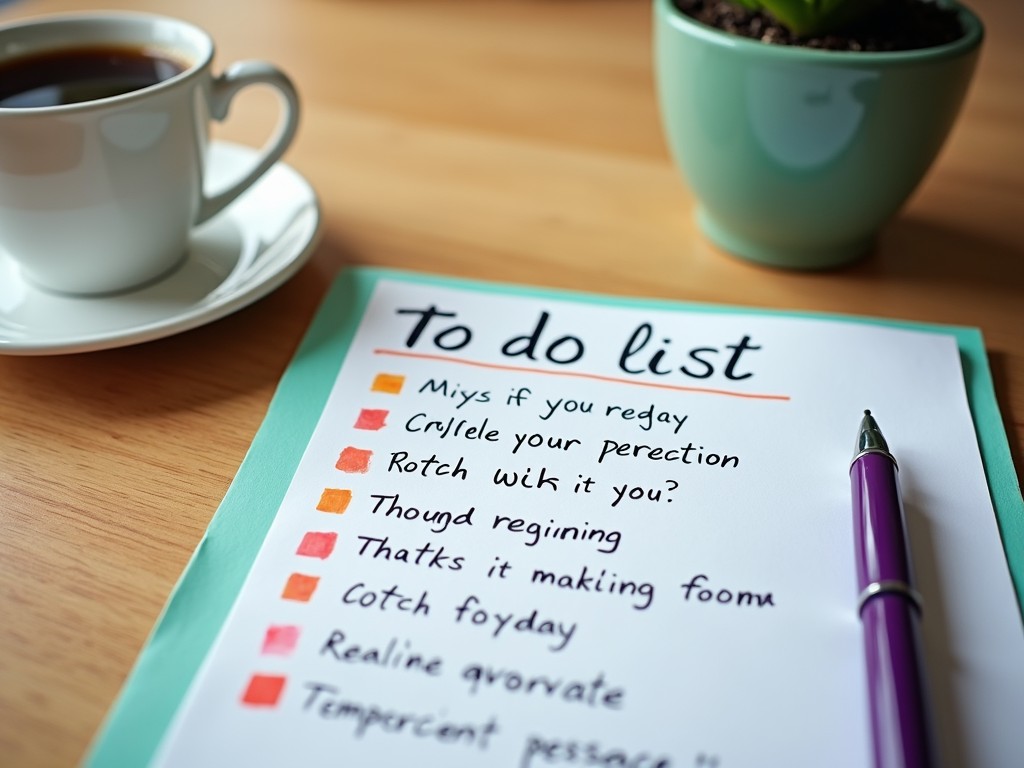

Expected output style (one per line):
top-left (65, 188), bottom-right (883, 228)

top-left (654, 0), bottom-right (983, 269)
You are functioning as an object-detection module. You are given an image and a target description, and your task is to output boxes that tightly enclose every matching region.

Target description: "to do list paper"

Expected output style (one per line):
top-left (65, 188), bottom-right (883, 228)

top-left (99, 270), bottom-right (1023, 767)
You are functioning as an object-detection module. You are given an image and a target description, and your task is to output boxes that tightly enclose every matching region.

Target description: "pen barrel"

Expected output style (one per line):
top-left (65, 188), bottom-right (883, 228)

top-left (861, 596), bottom-right (931, 768)
top-left (851, 453), bottom-right (912, 591)
top-left (851, 451), bottom-right (932, 768)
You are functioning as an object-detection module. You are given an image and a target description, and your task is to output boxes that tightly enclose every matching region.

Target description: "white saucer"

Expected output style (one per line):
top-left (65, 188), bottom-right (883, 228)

top-left (0, 141), bottom-right (320, 355)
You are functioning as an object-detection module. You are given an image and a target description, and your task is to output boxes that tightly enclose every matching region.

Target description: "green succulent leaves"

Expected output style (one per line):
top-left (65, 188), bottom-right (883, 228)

top-left (731, 0), bottom-right (882, 37)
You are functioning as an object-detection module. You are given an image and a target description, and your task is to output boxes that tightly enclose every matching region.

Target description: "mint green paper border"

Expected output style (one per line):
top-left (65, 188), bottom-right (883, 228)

top-left (85, 266), bottom-right (1023, 767)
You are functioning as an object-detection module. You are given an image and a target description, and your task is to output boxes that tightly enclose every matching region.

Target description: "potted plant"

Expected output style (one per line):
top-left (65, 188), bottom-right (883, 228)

top-left (654, 0), bottom-right (984, 268)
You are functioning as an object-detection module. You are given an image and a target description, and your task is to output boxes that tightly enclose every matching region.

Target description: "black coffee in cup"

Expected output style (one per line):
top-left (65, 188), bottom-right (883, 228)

top-left (0, 12), bottom-right (300, 294)
top-left (0, 44), bottom-right (188, 108)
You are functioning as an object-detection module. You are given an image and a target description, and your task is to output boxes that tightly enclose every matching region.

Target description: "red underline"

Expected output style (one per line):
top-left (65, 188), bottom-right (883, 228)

top-left (372, 349), bottom-right (790, 401)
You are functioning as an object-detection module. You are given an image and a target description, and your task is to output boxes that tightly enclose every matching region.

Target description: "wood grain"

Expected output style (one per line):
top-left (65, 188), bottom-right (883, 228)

top-left (0, 1), bottom-right (1021, 765)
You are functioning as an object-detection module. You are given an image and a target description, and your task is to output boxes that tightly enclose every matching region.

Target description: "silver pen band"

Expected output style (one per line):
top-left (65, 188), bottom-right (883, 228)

top-left (858, 580), bottom-right (922, 614)
top-left (850, 446), bottom-right (898, 470)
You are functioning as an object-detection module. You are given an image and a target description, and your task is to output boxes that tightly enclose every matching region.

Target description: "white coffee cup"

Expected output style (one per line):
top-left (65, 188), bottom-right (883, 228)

top-left (0, 12), bottom-right (300, 294)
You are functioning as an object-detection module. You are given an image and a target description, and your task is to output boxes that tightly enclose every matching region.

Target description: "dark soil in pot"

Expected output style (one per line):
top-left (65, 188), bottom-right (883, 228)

top-left (672, 0), bottom-right (965, 51)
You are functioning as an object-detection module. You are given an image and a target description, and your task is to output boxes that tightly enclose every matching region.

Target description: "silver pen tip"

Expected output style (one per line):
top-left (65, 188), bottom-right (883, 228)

top-left (855, 409), bottom-right (891, 459)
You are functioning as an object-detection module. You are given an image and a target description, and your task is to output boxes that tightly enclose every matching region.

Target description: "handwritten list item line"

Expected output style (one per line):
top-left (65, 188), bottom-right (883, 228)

top-left (373, 349), bottom-right (791, 402)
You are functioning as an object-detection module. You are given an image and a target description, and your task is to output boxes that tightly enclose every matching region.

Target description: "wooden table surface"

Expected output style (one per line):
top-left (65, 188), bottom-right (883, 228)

top-left (1, 0), bottom-right (1021, 765)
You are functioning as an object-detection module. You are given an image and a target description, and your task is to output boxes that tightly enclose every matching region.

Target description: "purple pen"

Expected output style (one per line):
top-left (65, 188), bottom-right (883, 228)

top-left (850, 410), bottom-right (932, 768)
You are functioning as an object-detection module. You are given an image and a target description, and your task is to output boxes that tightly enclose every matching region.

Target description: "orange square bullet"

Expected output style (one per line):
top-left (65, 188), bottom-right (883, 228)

top-left (316, 488), bottom-right (352, 514)
top-left (371, 373), bottom-right (405, 394)
top-left (281, 573), bottom-right (319, 602)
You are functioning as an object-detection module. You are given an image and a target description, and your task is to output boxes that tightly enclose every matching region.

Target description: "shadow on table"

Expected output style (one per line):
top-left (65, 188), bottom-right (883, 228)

top-left (872, 215), bottom-right (1023, 460)
top-left (871, 215), bottom-right (1024, 294)
top-left (986, 350), bottom-right (1023, 474)
top-left (2, 318), bottom-right (277, 420)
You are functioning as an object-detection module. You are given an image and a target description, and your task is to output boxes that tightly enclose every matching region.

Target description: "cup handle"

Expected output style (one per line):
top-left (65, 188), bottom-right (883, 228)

top-left (196, 60), bottom-right (301, 225)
